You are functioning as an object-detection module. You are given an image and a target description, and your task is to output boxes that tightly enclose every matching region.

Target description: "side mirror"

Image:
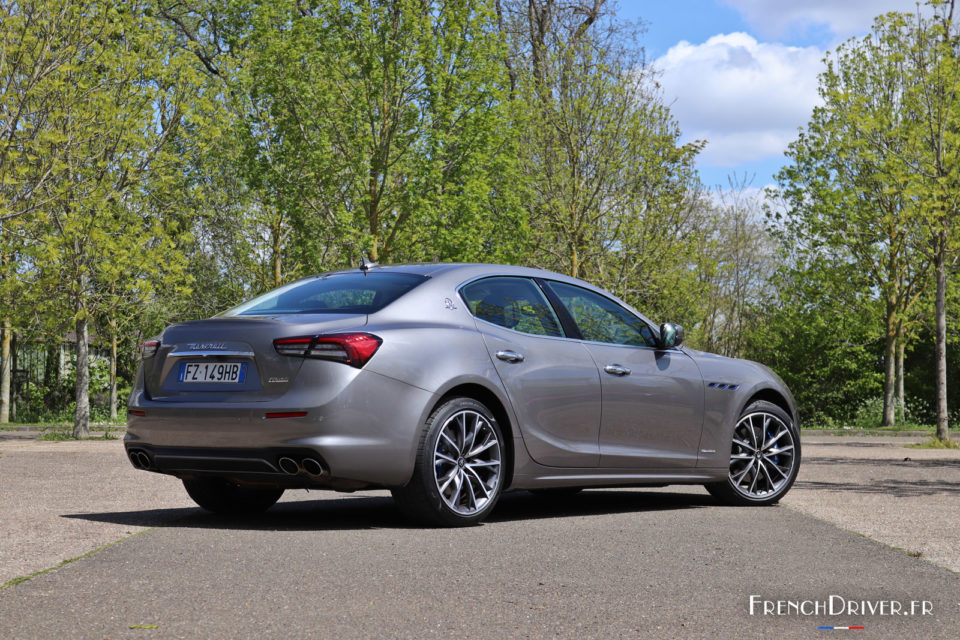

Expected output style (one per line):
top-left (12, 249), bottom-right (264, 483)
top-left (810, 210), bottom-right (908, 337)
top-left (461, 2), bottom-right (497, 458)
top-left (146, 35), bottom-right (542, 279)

top-left (658, 322), bottom-right (684, 349)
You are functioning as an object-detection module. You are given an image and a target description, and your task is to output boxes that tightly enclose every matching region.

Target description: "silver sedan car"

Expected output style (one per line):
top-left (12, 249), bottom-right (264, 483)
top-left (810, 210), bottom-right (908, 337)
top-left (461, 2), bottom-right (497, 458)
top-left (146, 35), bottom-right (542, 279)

top-left (125, 263), bottom-right (800, 526)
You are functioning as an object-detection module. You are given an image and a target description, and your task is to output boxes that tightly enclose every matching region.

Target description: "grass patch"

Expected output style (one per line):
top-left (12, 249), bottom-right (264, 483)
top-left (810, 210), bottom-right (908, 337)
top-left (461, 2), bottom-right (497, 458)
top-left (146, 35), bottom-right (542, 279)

top-left (907, 437), bottom-right (960, 449)
top-left (37, 430), bottom-right (74, 441)
top-left (0, 529), bottom-right (154, 591)
top-left (0, 417), bottom-right (127, 428)
top-left (803, 424), bottom-right (936, 431)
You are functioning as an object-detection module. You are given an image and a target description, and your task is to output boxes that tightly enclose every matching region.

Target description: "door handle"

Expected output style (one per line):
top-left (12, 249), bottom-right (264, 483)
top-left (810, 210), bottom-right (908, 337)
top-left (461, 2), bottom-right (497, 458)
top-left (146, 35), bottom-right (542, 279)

top-left (496, 350), bottom-right (525, 363)
top-left (604, 364), bottom-right (631, 376)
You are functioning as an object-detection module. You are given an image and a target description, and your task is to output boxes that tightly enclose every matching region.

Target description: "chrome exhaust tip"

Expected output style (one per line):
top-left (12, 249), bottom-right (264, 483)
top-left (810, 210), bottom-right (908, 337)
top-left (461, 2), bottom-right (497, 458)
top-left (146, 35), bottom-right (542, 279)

top-left (278, 457), bottom-right (301, 475)
top-left (301, 457), bottom-right (325, 477)
top-left (129, 450), bottom-right (151, 470)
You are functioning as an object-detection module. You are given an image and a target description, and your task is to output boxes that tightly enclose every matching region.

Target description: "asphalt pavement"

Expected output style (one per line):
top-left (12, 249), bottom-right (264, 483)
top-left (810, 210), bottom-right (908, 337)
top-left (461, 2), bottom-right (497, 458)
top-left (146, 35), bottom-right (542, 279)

top-left (0, 433), bottom-right (957, 639)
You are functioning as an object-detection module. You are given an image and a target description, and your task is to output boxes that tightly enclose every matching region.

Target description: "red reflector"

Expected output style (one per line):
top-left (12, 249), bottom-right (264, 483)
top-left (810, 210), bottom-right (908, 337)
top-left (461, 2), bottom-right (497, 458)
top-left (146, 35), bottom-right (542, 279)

top-left (128, 409), bottom-right (146, 417)
top-left (139, 339), bottom-right (160, 359)
top-left (264, 411), bottom-right (308, 419)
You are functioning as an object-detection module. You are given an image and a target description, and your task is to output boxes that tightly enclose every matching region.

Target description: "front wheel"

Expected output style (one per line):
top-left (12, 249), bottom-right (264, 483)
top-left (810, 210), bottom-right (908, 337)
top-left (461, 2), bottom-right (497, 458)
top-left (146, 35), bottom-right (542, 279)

top-left (183, 478), bottom-right (284, 515)
top-left (392, 397), bottom-right (505, 527)
top-left (705, 400), bottom-right (800, 506)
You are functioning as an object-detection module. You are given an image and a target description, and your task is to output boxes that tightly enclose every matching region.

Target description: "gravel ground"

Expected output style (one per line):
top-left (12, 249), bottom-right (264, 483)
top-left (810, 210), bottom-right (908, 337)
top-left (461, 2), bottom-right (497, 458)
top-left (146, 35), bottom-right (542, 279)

top-left (0, 434), bottom-right (194, 585)
top-left (0, 432), bottom-right (957, 587)
top-left (782, 434), bottom-right (960, 573)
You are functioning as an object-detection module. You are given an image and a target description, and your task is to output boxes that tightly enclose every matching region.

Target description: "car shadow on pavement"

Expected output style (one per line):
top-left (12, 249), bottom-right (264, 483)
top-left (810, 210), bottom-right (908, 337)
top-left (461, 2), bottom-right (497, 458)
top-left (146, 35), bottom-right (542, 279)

top-left (61, 489), bottom-right (716, 532)
top-left (794, 479), bottom-right (960, 497)
top-left (805, 456), bottom-right (960, 468)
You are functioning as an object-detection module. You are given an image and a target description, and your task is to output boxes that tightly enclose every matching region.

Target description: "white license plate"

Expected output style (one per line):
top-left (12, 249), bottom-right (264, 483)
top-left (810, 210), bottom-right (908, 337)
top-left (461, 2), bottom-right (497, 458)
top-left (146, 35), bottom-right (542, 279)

top-left (178, 362), bottom-right (247, 384)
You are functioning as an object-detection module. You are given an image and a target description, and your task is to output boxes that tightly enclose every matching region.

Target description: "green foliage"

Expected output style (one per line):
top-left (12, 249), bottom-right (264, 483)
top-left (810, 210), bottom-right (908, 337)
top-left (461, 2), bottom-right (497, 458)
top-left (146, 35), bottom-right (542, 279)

top-left (743, 258), bottom-right (883, 425)
top-left (231, 0), bottom-right (526, 269)
top-left (6, 0), bottom-right (960, 435)
top-left (37, 429), bottom-right (73, 441)
top-left (907, 437), bottom-right (959, 449)
top-left (851, 396), bottom-right (919, 429)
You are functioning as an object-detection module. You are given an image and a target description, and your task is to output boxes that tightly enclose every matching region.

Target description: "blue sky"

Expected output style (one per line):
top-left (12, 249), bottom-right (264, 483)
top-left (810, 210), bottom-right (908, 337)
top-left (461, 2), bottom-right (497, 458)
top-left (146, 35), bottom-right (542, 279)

top-left (616, 0), bottom-right (921, 188)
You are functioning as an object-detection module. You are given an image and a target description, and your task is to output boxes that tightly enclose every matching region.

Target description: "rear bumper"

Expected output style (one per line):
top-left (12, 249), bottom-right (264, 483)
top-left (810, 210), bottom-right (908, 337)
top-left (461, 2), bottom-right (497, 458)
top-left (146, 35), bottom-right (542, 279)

top-left (123, 444), bottom-right (374, 491)
top-left (125, 367), bottom-right (433, 487)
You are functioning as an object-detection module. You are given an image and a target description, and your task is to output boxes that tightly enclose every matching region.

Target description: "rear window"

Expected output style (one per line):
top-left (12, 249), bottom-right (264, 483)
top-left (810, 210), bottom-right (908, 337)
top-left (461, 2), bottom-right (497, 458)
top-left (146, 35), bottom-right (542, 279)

top-left (222, 272), bottom-right (428, 316)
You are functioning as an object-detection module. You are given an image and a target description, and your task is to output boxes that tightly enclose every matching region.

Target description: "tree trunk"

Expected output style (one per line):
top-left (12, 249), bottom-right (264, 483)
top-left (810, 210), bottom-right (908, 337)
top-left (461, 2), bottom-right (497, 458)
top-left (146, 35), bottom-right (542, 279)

top-left (73, 315), bottom-right (90, 439)
top-left (109, 320), bottom-right (118, 421)
top-left (9, 331), bottom-right (16, 422)
top-left (934, 233), bottom-right (949, 441)
top-left (44, 343), bottom-right (58, 410)
top-left (895, 334), bottom-right (905, 424)
top-left (881, 300), bottom-right (897, 427)
top-left (0, 319), bottom-right (10, 423)
top-left (271, 214), bottom-right (283, 287)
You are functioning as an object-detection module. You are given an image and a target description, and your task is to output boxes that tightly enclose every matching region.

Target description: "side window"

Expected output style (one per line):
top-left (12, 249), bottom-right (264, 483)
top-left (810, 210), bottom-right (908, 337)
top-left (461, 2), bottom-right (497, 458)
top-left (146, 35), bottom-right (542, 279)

top-left (546, 281), bottom-right (656, 347)
top-left (460, 277), bottom-right (563, 338)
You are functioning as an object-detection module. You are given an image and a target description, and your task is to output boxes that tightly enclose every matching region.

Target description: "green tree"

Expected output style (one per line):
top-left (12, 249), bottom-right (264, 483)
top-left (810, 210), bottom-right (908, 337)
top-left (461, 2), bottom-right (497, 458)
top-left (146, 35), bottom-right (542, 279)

top-left (161, 0), bottom-right (528, 289)
top-left (22, 2), bottom-right (197, 437)
top-left (898, 1), bottom-right (960, 440)
top-left (0, 0), bottom-right (112, 422)
top-left (497, 0), bottom-right (704, 326)
top-left (773, 13), bottom-right (933, 426)
top-left (745, 256), bottom-right (883, 425)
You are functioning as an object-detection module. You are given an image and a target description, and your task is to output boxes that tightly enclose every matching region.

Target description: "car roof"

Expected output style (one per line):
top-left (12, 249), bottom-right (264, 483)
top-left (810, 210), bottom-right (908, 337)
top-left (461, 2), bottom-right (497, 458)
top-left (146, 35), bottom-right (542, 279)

top-left (323, 263), bottom-right (657, 327)
top-left (326, 262), bottom-right (566, 279)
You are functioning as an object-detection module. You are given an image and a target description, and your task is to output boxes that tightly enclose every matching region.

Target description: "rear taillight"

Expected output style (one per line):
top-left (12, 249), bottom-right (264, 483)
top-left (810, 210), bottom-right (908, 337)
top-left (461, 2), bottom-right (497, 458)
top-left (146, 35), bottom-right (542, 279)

top-left (274, 333), bottom-right (382, 368)
top-left (139, 339), bottom-right (160, 359)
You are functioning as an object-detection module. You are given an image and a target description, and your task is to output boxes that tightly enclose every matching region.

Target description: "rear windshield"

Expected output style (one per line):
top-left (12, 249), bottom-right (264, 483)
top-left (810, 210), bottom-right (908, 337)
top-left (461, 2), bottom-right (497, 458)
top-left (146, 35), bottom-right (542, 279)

top-left (222, 272), bottom-right (428, 316)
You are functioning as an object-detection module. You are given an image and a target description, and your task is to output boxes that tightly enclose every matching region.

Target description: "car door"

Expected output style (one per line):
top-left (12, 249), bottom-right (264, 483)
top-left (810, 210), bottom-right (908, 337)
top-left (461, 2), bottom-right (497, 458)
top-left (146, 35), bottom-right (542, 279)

top-left (543, 280), bottom-right (705, 469)
top-left (460, 276), bottom-right (601, 467)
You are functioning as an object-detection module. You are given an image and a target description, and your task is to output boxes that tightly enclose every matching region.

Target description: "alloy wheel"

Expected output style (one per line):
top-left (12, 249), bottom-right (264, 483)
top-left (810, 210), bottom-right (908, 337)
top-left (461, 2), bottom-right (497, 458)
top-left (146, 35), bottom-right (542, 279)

top-left (433, 409), bottom-right (502, 515)
top-left (728, 411), bottom-right (796, 499)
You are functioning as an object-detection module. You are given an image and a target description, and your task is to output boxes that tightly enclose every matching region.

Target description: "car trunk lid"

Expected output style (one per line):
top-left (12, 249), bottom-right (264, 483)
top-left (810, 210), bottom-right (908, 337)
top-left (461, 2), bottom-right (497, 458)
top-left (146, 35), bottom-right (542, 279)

top-left (143, 314), bottom-right (367, 402)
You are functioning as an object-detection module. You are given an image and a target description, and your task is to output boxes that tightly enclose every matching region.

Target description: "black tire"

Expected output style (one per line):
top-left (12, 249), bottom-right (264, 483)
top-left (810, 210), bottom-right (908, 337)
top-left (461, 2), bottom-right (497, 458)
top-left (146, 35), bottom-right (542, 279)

top-left (705, 400), bottom-right (800, 506)
top-left (392, 397), bottom-right (506, 527)
top-left (182, 478), bottom-right (284, 515)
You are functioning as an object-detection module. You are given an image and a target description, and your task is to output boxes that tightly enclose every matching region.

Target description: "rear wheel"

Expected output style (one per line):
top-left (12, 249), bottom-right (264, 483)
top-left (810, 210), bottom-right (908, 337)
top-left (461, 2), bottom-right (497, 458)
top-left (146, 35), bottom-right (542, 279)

top-left (706, 400), bottom-right (800, 506)
top-left (182, 478), bottom-right (284, 515)
top-left (392, 397), bottom-right (505, 527)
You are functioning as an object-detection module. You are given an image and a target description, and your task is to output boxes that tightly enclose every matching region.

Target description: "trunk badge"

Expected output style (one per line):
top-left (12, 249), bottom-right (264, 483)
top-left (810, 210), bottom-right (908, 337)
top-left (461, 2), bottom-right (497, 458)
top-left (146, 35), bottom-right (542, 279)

top-left (188, 343), bottom-right (226, 350)
top-left (267, 377), bottom-right (289, 384)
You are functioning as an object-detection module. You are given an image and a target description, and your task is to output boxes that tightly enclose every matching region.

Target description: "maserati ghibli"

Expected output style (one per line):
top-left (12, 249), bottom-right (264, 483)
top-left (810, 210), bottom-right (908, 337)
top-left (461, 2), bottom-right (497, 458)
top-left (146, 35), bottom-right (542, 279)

top-left (125, 262), bottom-right (800, 526)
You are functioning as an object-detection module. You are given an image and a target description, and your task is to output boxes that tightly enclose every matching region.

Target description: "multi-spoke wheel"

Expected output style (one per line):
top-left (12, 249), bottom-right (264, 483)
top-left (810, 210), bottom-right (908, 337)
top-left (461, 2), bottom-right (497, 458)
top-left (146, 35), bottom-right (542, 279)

top-left (706, 400), bottom-right (800, 506)
top-left (392, 397), bottom-right (506, 526)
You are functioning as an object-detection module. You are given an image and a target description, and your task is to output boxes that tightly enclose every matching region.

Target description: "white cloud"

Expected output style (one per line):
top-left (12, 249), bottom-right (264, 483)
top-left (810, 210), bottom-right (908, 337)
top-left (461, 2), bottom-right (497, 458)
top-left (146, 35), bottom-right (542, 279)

top-left (655, 33), bottom-right (823, 167)
top-left (721, 0), bottom-right (921, 40)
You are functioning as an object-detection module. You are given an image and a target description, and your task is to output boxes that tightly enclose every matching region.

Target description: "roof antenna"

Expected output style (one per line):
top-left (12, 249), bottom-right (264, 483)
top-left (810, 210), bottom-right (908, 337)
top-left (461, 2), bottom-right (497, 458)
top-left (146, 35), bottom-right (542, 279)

top-left (359, 255), bottom-right (379, 275)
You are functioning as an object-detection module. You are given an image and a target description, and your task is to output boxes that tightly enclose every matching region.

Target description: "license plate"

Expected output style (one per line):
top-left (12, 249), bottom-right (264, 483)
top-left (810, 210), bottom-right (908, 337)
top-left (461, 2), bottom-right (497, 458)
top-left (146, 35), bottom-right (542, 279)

top-left (178, 361), bottom-right (247, 384)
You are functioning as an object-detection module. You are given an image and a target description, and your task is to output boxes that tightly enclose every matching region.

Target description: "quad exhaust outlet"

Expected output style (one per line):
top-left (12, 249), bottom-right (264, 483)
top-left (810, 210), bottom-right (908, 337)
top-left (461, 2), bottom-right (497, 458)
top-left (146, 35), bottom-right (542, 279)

top-left (277, 456), bottom-right (326, 477)
top-left (128, 450), bottom-right (152, 470)
top-left (277, 457), bottom-right (300, 475)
